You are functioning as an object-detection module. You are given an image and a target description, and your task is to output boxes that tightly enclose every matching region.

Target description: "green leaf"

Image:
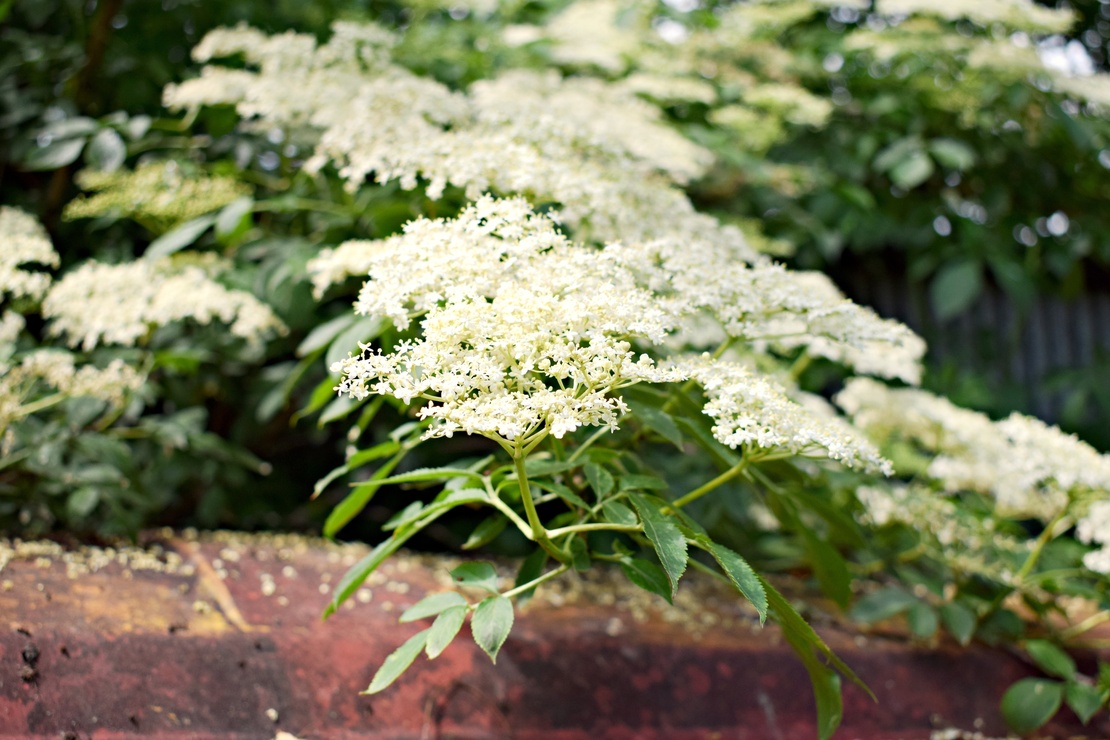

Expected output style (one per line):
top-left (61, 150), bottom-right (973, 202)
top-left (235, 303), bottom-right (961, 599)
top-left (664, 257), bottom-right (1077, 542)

top-left (463, 515), bottom-right (508, 550)
top-left (584, 462), bottom-right (615, 498)
top-left (363, 629), bottom-right (430, 694)
top-left (513, 549), bottom-right (547, 606)
top-left (929, 260), bottom-right (982, 321)
top-left (939, 602), bottom-right (977, 646)
top-left (1026, 640), bottom-right (1077, 681)
top-left (85, 128), bottom-right (126, 171)
top-left (215, 196), bottom-right (254, 242)
top-left (628, 494), bottom-right (687, 598)
top-left (529, 478), bottom-right (590, 509)
top-left (873, 137), bottom-right (918, 172)
top-left (471, 596), bottom-right (514, 663)
top-left (323, 447), bottom-right (407, 537)
top-left (400, 591), bottom-right (468, 623)
top-left (325, 316), bottom-right (387, 370)
top-left (850, 587), bottom-right (918, 624)
top-left (375, 466), bottom-right (485, 486)
top-left (382, 489), bottom-right (486, 532)
top-left (675, 416), bottom-right (741, 467)
top-left (450, 562), bottom-right (501, 594)
top-left (907, 602), bottom-right (938, 639)
top-left (619, 558), bottom-right (673, 604)
top-left (763, 576), bottom-right (871, 699)
top-left (928, 138), bottom-right (976, 170)
top-left (66, 487), bottom-right (100, 519)
top-left (619, 474), bottom-right (667, 492)
top-left (347, 440), bottom-right (403, 469)
top-left (21, 137), bottom-right (85, 170)
top-left (799, 528), bottom-right (852, 609)
top-left (699, 539), bottom-right (767, 624)
top-left (889, 150), bottom-right (934, 189)
top-left (1001, 678), bottom-right (1064, 734)
top-left (522, 458), bottom-right (581, 477)
top-left (325, 536), bottom-right (408, 618)
top-left (297, 314), bottom-right (358, 357)
top-left (144, 215), bottom-right (216, 259)
top-left (628, 400), bottom-right (684, 448)
top-left (426, 605), bottom-right (467, 659)
top-left (602, 500), bottom-right (638, 526)
top-left (1065, 681), bottom-right (1105, 725)
top-left (569, 536), bottom-right (591, 572)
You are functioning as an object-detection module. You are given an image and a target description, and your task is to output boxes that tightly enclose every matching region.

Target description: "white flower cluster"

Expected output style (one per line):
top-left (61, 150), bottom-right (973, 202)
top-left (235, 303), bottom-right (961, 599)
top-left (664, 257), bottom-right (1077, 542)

top-left (876, 0), bottom-right (1075, 34)
top-left (0, 206), bottom-right (60, 302)
top-left (42, 257), bottom-right (286, 351)
top-left (1076, 501), bottom-right (1110, 574)
top-left (165, 23), bottom-right (734, 251)
top-left (327, 197), bottom-right (892, 471)
top-left (674, 354), bottom-right (890, 472)
top-left (855, 483), bottom-right (1028, 584)
top-left (606, 239), bottom-right (925, 383)
top-left (64, 161), bottom-right (250, 226)
top-left (838, 378), bottom-right (1110, 522)
top-left (330, 197), bottom-right (679, 442)
top-left (0, 350), bottom-right (145, 433)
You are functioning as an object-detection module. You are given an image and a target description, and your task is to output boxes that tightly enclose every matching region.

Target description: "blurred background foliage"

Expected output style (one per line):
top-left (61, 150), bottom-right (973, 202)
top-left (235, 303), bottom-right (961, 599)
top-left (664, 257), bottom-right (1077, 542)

top-left (1, 0), bottom-right (1109, 537)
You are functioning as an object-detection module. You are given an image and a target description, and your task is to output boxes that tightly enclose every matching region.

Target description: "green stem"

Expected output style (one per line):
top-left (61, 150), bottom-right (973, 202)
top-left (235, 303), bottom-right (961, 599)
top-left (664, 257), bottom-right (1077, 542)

top-left (789, 352), bottom-right (813, 381)
top-left (513, 452), bottom-right (569, 564)
top-left (671, 456), bottom-right (751, 509)
top-left (484, 479), bottom-right (533, 539)
top-left (547, 522), bottom-right (642, 538)
top-left (1060, 610), bottom-right (1110, 642)
top-left (17, 393), bottom-right (66, 418)
top-left (500, 564), bottom-right (570, 600)
top-left (567, 426), bottom-right (611, 464)
top-left (1014, 509), bottom-right (1069, 585)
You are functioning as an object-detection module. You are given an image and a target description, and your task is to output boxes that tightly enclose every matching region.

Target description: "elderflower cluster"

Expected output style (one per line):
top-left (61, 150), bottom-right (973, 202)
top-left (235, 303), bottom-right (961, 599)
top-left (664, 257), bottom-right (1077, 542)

top-left (875, 0), bottom-right (1075, 34)
top-left (165, 23), bottom-right (743, 253)
top-left (42, 256), bottom-right (286, 351)
top-left (606, 239), bottom-right (925, 383)
top-left (674, 354), bottom-right (890, 472)
top-left (63, 162), bottom-right (250, 227)
top-left (0, 206), bottom-right (60, 302)
top-left (0, 351), bottom-right (145, 432)
top-left (838, 379), bottom-right (1110, 521)
top-left (329, 198), bottom-right (679, 442)
top-left (1076, 501), bottom-right (1110, 574)
top-left (855, 483), bottom-right (1028, 584)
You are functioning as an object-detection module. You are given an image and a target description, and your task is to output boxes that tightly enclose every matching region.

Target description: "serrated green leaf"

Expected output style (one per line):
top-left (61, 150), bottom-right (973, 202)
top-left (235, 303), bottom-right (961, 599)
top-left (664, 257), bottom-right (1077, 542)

top-left (382, 489), bottom-right (486, 532)
top-left (628, 400), bottom-right (684, 448)
top-left (400, 591), bottom-right (468, 623)
top-left (426, 605), bottom-right (467, 659)
top-left (363, 629), bottom-right (429, 694)
top-left (297, 314), bottom-right (358, 357)
top-left (1065, 680), bottom-right (1104, 725)
top-left (850, 587), bottom-right (918, 624)
top-left (323, 446), bottom-right (408, 537)
top-left (348, 440), bottom-right (403, 469)
top-left (374, 466), bottom-right (485, 486)
top-left (529, 478), bottom-right (589, 509)
top-left (629, 494), bottom-right (687, 598)
top-left (569, 536), bottom-right (591, 572)
top-left (799, 527), bottom-right (852, 609)
top-left (584, 462), bottom-right (614, 498)
top-left (471, 596), bottom-right (514, 663)
top-left (1026, 640), bottom-right (1076, 681)
top-left (1001, 678), bottom-right (1063, 734)
top-left (619, 474), bottom-right (667, 492)
top-left (463, 515), bottom-right (508, 550)
top-left (619, 557), bottom-right (672, 604)
top-left (451, 562), bottom-right (501, 594)
top-left (144, 215), bottom-right (216, 259)
top-left (699, 538), bottom-right (767, 624)
top-left (939, 602), bottom-right (977, 646)
top-left (86, 128), bottom-right (126, 171)
top-left (602, 500), bottom-right (638, 526)
top-left (929, 260), bottom-right (982, 321)
top-left (522, 458), bottom-right (581, 477)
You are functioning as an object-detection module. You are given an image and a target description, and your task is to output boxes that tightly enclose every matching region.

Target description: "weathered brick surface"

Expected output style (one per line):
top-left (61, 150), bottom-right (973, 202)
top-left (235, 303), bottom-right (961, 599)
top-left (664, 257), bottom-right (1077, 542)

top-left (0, 533), bottom-right (1103, 739)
